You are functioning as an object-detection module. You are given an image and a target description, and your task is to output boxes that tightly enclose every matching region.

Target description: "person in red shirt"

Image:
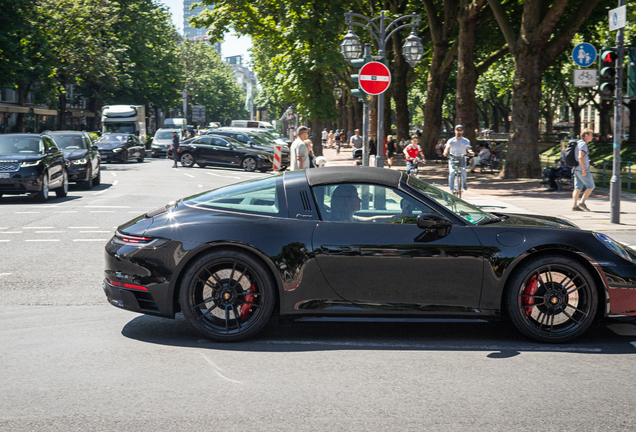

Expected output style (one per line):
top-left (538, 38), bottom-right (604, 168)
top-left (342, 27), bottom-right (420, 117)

top-left (403, 135), bottom-right (425, 175)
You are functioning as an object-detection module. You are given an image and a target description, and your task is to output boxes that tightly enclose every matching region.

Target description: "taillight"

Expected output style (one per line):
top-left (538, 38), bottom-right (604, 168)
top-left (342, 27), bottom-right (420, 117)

top-left (120, 235), bottom-right (151, 244)
top-left (109, 279), bottom-right (148, 291)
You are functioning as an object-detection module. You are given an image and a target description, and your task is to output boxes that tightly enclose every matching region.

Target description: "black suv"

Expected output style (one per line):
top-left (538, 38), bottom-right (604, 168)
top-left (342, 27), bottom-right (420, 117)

top-left (95, 134), bottom-right (145, 163)
top-left (0, 133), bottom-right (69, 202)
top-left (47, 131), bottom-right (101, 189)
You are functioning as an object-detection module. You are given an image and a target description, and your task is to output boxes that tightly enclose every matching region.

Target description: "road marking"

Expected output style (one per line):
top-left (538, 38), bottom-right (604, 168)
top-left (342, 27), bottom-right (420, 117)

top-left (15, 212), bottom-right (39, 214)
top-left (198, 184), bottom-right (203, 188)
top-left (199, 353), bottom-right (243, 384)
top-left (0, 240), bottom-right (11, 243)
top-left (34, 231), bottom-right (66, 234)
top-left (25, 239), bottom-right (60, 242)
top-left (79, 230), bottom-right (111, 233)
top-left (113, 180), bottom-right (119, 186)
top-left (73, 239), bottom-right (108, 242)
top-left (0, 232), bottom-right (23, 234)
top-left (0, 227), bottom-right (7, 230)
top-left (110, 172), bottom-right (118, 177)
top-left (69, 226), bottom-right (99, 229)
top-left (254, 340), bottom-right (602, 352)
top-left (184, 173), bottom-right (194, 178)
top-left (0, 273), bottom-right (12, 277)
top-left (607, 323), bottom-right (636, 336)
top-left (23, 227), bottom-right (54, 229)
top-left (90, 211), bottom-right (115, 213)
top-left (206, 172), bottom-right (241, 180)
top-left (93, 190), bottom-right (108, 195)
top-left (86, 205), bottom-right (130, 208)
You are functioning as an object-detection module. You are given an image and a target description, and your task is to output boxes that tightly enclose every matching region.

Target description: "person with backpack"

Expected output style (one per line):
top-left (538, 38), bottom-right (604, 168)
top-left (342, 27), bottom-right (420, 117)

top-left (568, 128), bottom-right (595, 211)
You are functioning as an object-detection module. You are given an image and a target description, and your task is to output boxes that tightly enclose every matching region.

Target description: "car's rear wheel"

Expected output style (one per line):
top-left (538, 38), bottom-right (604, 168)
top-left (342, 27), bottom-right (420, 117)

top-left (180, 250), bottom-right (275, 342)
top-left (35, 173), bottom-right (49, 202)
top-left (506, 255), bottom-right (598, 343)
top-left (180, 152), bottom-right (195, 168)
top-left (242, 157), bottom-right (256, 172)
top-left (55, 170), bottom-right (68, 198)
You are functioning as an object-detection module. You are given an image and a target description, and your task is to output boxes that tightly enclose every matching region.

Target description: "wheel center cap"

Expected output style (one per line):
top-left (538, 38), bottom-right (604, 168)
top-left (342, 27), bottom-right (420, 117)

top-left (549, 295), bottom-right (559, 305)
top-left (223, 293), bottom-right (231, 300)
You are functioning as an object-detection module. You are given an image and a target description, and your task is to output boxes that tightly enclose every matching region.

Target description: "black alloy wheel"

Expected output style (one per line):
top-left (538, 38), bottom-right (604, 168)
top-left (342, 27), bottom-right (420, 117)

top-left (180, 152), bottom-right (195, 168)
top-left (83, 167), bottom-right (93, 190)
top-left (120, 150), bottom-right (128, 163)
top-left (242, 157), bottom-right (257, 172)
top-left (506, 255), bottom-right (598, 343)
top-left (93, 166), bottom-right (101, 186)
top-left (55, 170), bottom-right (69, 198)
top-left (137, 150), bottom-right (144, 163)
top-left (35, 172), bottom-right (49, 202)
top-left (180, 250), bottom-right (275, 342)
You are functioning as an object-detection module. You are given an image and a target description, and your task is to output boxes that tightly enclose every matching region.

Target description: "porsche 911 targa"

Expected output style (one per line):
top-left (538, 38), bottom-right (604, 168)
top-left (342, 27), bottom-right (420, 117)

top-left (103, 167), bottom-right (636, 343)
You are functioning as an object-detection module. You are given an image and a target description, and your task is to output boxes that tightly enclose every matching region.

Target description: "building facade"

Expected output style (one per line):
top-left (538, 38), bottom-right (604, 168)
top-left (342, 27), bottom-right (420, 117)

top-left (183, 0), bottom-right (221, 52)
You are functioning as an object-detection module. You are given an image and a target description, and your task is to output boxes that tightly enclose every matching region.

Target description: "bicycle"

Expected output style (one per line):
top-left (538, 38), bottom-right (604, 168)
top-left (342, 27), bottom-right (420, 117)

top-left (407, 157), bottom-right (423, 176)
top-left (449, 154), bottom-right (469, 199)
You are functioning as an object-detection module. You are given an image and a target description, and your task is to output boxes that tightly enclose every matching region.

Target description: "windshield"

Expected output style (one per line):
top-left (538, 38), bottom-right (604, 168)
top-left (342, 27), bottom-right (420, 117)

top-left (104, 123), bottom-right (135, 134)
top-left (407, 175), bottom-right (497, 225)
top-left (97, 135), bottom-right (126, 146)
top-left (154, 131), bottom-right (173, 140)
top-left (249, 134), bottom-right (274, 146)
top-left (49, 134), bottom-right (87, 150)
top-left (0, 135), bottom-right (43, 154)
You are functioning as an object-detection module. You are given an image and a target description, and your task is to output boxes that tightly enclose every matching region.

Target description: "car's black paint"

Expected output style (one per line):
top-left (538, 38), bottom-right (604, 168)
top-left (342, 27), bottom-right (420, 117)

top-left (96, 133), bottom-right (145, 163)
top-left (104, 167), bottom-right (636, 342)
top-left (47, 131), bottom-right (100, 185)
top-left (178, 135), bottom-right (274, 171)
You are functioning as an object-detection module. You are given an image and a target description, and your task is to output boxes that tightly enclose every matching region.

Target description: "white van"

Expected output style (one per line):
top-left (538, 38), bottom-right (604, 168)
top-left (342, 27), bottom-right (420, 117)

top-left (163, 118), bottom-right (187, 139)
top-left (230, 120), bottom-right (274, 131)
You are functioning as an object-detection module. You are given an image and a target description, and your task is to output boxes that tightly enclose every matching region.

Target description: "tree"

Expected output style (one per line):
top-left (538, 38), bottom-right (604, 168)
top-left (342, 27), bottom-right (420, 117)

top-left (487, 0), bottom-right (602, 178)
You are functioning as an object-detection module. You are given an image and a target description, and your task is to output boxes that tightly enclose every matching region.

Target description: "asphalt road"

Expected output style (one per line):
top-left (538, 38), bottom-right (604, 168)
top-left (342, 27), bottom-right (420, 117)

top-left (1, 158), bottom-right (636, 431)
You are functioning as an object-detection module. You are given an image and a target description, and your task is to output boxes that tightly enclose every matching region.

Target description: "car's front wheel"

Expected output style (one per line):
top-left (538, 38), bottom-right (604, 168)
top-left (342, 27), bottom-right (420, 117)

top-left (180, 152), bottom-right (195, 168)
top-left (180, 250), bottom-right (275, 342)
top-left (506, 255), bottom-right (598, 343)
top-left (35, 172), bottom-right (49, 202)
top-left (83, 167), bottom-right (93, 190)
top-left (55, 170), bottom-right (68, 198)
top-left (93, 166), bottom-right (101, 186)
top-left (137, 150), bottom-right (144, 163)
top-left (242, 157), bottom-right (256, 172)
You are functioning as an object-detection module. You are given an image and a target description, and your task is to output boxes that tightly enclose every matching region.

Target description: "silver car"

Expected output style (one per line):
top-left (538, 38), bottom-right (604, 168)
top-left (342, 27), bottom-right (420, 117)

top-left (151, 129), bottom-right (176, 158)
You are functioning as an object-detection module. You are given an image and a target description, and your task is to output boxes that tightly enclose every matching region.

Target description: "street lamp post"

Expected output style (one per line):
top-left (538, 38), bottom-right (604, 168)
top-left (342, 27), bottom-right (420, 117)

top-left (340, 10), bottom-right (423, 168)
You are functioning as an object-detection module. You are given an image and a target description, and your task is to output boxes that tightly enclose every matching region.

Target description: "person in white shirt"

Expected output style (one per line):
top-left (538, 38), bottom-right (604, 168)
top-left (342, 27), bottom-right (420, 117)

top-left (443, 124), bottom-right (474, 191)
top-left (321, 128), bottom-right (328, 147)
top-left (290, 126), bottom-right (310, 170)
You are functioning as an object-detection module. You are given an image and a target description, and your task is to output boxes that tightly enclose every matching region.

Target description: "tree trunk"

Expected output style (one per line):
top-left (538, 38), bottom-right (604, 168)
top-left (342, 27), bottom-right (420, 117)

top-left (312, 116), bottom-right (323, 157)
top-left (383, 91), bottom-right (392, 137)
top-left (490, 102), bottom-right (499, 132)
top-left (477, 102), bottom-right (489, 129)
top-left (500, 49), bottom-right (542, 178)
top-left (392, 48), bottom-right (410, 143)
top-left (572, 106), bottom-right (582, 139)
top-left (455, 3), bottom-right (479, 147)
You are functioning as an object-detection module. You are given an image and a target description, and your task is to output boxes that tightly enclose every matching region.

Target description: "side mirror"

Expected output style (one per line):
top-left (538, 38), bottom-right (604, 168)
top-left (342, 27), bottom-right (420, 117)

top-left (415, 213), bottom-right (452, 242)
top-left (228, 144), bottom-right (234, 150)
top-left (48, 146), bottom-right (59, 153)
top-left (91, 145), bottom-right (98, 151)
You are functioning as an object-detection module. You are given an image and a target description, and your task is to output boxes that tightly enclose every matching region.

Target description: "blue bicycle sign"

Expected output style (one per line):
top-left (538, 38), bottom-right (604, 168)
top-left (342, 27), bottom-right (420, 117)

top-left (572, 43), bottom-right (597, 68)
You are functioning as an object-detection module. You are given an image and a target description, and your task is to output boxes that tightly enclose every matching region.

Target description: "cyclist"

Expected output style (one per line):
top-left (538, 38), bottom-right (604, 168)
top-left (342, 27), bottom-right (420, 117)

top-left (443, 124), bottom-right (474, 192)
top-left (403, 135), bottom-right (425, 175)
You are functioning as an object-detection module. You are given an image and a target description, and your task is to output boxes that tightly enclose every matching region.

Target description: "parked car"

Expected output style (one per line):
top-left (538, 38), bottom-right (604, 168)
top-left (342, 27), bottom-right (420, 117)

top-left (222, 127), bottom-right (291, 148)
top-left (210, 129), bottom-right (290, 169)
top-left (103, 167), bottom-right (636, 343)
top-left (96, 134), bottom-right (145, 163)
top-left (176, 135), bottom-right (274, 172)
top-left (47, 131), bottom-right (101, 189)
top-left (150, 129), bottom-right (176, 158)
top-left (0, 133), bottom-right (68, 202)
top-left (230, 120), bottom-right (274, 130)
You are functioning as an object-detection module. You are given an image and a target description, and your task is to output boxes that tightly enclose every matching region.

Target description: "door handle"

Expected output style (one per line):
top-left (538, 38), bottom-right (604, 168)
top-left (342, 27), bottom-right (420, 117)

top-left (321, 245), bottom-right (360, 255)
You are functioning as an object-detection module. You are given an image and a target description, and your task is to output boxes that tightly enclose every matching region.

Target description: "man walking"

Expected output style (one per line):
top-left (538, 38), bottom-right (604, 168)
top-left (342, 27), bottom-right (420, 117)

top-left (572, 128), bottom-right (595, 211)
top-left (290, 126), bottom-right (309, 170)
top-left (171, 131), bottom-right (180, 168)
top-left (349, 129), bottom-right (363, 159)
top-left (443, 124), bottom-right (474, 192)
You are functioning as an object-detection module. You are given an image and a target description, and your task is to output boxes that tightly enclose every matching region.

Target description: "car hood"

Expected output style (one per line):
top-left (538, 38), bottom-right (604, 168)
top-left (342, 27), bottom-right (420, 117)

top-left (0, 154), bottom-right (43, 162)
top-left (97, 143), bottom-right (123, 150)
top-left (153, 139), bottom-right (172, 145)
top-left (63, 149), bottom-right (88, 159)
top-left (493, 213), bottom-right (579, 230)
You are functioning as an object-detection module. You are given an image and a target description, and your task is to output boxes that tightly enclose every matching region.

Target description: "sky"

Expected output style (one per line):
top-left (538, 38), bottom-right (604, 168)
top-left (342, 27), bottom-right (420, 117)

top-left (160, 0), bottom-right (253, 64)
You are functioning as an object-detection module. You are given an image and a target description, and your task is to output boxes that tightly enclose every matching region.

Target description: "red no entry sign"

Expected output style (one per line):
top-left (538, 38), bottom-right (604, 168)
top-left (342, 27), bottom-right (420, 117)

top-left (359, 61), bottom-right (391, 95)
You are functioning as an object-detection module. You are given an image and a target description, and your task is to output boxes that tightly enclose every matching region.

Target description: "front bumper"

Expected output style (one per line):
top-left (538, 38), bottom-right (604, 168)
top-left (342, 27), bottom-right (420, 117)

top-left (151, 146), bottom-right (169, 157)
top-left (0, 170), bottom-right (42, 194)
top-left (67, 163), bottom-right (90, 182)
top-left (98, 150), bottom-right (124, 162)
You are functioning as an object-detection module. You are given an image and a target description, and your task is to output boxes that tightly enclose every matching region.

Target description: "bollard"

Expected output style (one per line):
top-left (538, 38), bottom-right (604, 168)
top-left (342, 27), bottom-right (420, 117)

top-left (603, 160), bottom-right (607, 187)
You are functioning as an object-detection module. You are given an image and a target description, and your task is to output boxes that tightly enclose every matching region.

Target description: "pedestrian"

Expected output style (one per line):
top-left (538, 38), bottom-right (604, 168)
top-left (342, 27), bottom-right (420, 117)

top-left (349, 129), bottom-right (363, 159)
top-left (403, 135), bottom-right (425, 175)
top-left (346, 129), bottom-right (353, 146)
top-left (443, 124), bottom-right (474, 192)
top-left (290, 126), bottom-right (310, 170)
top-left (171, 131), bottom-right (180, 168)
top-left (572, 128), bottom-right (595, 211)
top-left (334, 129), bottom-right (341, 154)
top-left (328, 130), bottom-right (334, 149)
top-left (304, 138), bottom-right (316, 168)
top-left (369, 133), bottom-right (377, 157)
top-left (321, 128), bottom-right (328, 147)
top-left (385, 135), bottom-right (396, 168)
top-left (469, 142), bottom-right (492, 172)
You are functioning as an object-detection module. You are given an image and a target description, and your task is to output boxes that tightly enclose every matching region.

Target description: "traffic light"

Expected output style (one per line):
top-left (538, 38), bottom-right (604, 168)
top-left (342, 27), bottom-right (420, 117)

top-left (599, 47), bottom-right (617, 98)
top-left (627, 47), bottom-right (636, 98)
top-left (350, 53), bottom-right (372, 101)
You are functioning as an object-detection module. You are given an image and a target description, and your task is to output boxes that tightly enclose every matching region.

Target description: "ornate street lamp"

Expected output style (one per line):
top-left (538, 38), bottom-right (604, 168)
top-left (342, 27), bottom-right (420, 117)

top-left (402, 32), bottom-right (424, 68)
top-left (339, 29), bottom-right (362, 61)
top-left (334, 85), bottom-right (343, 99)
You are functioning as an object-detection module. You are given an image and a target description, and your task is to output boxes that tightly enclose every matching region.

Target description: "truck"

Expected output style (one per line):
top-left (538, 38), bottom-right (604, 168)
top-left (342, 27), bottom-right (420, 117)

top-left (163, 118), bottom-right (187, 139)
top-left (101, 105), bottom-right (146, 145)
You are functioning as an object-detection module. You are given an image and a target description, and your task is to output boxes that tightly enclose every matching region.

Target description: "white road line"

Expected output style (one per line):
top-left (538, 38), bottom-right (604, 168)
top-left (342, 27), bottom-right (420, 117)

top-left (90, 211), bottom-right (115, 213)
top-left (198, 184), bottom-right (203, 188)
top-left (93, 190), bottom-right (108, 195)
top-left (25, 239), bottom-right (60, 242)
top-left (15, 212), bottom-right (40, 214)
top-left (68, 226), bottom-right (99, 229)
top-left (110, 172), bottom-right (118, 177)
top-left (34, 231), bottom-right (66, 234)
top-left (0, 240), bottom-right (11, 242)
top-left (206, 172), bottom-right (241, 180)
top-left (73, 239), bottom-right (108, 242)
top-left (0, 232), bottom-right (22, 234)
top-left (86, 205), bottom-right (130, 208)
top-left (607, 323), bottom-right (636, 336)
top-left (0, 273), bottom-right (12, 277)
top-left (23, 227), bottom-right (54, 229)
top-left (79, 230), bottom-right (111, 233)
top-left (113, 180), bottom-right (119, 186)
top-left (0, 227), bottom-right (7, 230)
top-left (184, 173), bottom-right (195, 178)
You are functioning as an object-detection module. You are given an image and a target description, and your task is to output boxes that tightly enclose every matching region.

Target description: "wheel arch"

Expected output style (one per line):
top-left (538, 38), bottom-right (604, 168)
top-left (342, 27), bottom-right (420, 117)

top-left (499, 246), bottom-right (607, 322)
top-left (170, 241), bottom-right (283, 316)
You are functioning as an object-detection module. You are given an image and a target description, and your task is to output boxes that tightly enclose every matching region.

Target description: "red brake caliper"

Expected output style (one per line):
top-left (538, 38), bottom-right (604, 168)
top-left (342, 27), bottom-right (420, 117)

top-left (523, 275), bottom-right (539, 316)
top-left (239, 283), bottom-right (255, 319)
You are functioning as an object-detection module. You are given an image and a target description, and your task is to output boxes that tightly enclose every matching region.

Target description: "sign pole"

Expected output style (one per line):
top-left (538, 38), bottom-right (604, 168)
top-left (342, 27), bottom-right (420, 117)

top-left (610, 0), bottom-right (625, 224)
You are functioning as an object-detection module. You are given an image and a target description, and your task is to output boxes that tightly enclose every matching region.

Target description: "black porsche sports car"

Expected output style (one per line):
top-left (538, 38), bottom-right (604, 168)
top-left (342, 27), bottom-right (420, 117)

top-left (103, 167), bottom-right (636, 343)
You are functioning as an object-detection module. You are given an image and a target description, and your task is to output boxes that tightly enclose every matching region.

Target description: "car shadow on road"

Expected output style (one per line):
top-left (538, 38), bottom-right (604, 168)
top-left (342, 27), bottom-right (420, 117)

top-left (120, 314), bottom-right (635, 356)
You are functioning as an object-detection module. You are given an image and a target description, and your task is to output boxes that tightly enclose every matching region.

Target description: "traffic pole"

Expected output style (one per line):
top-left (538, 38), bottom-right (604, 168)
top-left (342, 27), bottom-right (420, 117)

top-left (610, 0), bottom-right (625, 224)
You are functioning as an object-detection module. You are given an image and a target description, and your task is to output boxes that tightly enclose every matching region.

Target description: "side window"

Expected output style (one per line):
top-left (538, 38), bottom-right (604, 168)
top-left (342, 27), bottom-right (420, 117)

top-left (236, 134), bottom-right (249, 143)
top-left (43, 137), bottom-right (54, 151)
top-left (196, 136), bottom-right (213, 145)
top-left (211, 138), bottom-right (227, 147)
top-left (312, 183), bottom-right (436, 224)
top-left (84, 134), bottom-right (92, 148)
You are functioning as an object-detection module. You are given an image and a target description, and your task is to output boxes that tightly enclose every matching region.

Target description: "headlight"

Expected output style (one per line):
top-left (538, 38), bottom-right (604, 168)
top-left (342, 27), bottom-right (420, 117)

top-left (112, 147), bottom-right (123, 152)
top-left (20, 161), bottom-right (40, 167)
top-left (593, 233), bottom-right (634, 262)
top-left (152, 144), bottom-right (159, 148)
top-left (71, 158), bottom-right (88, 165)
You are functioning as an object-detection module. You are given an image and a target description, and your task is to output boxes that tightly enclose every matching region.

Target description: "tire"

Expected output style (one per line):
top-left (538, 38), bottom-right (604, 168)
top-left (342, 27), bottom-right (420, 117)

top-left (93, 166), bottom-right (101, 186)
top-left (259, 168), bottom-right (268, 173)
top-left (180, 250), bottom-right (276, 342)
top-left (35, 172), bottom-right (49, 202)
top-left (55, 170), bottom-right (69, 198)
top-left (83, 168), bottom-right (93, 190)
top-left (454, 172), bottom-right (462, 199)
top-left (180, 152), bottom-right (195, 168)
top-left (242, 157), bottom-right (256, 172)
top-left (505, 255), bottom-right (598, 343)
top-left (137, 150), bottom-right (145, 163)
top-left (120, 151), bottom-right (128, 163)
top-left (197, 163), bottom-right (208, 168)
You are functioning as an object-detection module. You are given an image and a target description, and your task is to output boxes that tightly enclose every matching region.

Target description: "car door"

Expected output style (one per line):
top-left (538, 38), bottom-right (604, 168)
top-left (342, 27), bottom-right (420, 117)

top-left (43, 136), bottom-right (64, 187)
top-left (190, 136), bottom-right (214, 163)
top-left (211, 138), bottom-right (241, 166)
top-left (311, 183), bottom-right (484, 310)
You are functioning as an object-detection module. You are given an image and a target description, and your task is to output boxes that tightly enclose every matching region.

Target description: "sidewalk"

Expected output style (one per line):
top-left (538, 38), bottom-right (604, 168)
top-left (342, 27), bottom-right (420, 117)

top-left (320, 147), bottom-right (636, 232)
